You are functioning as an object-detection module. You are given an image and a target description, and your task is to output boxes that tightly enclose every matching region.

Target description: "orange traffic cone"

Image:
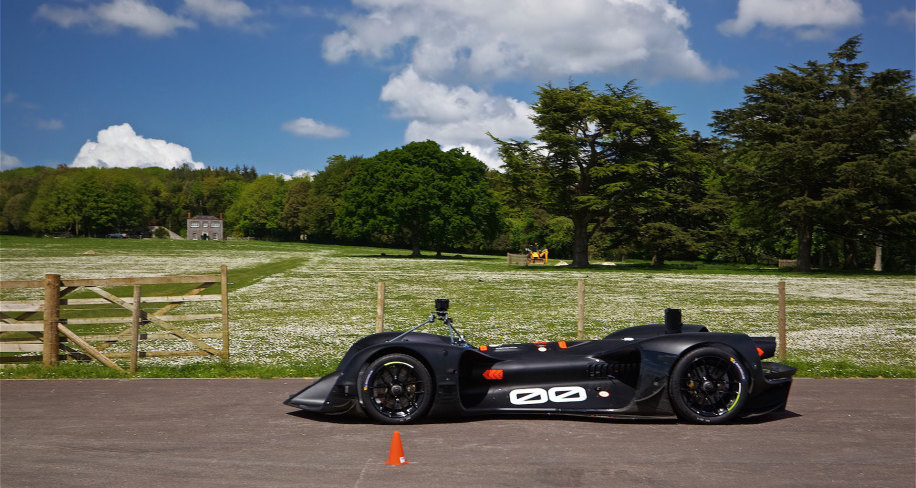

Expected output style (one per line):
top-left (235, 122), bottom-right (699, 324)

top-left (385, 431), bottom-right (408, 465)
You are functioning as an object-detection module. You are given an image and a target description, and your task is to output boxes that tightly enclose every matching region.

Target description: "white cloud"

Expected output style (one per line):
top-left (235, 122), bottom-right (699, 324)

top-left (718, 0), bottom-right (863, 37)
top-left (381, 68), bottom-right (535, 169)
top-left (2, 92), bottom-right (38, 110)
top-left (37, 119), bottom-right (64, 130)
top-left (34, 4), bottom-right (94, 29)
top-left (275, 169), bottom-right (316, 181)
top-left (181, 0), bottom-right (254, 27)
top-left (35, 0), bottom-right (261, 35)
top-left (323, 0), bottom-right (727, 82)
top-left (1, 152), bottom-right (24, 170)
top-left (36, 0), bottom-right (197, 37)
top-left (282, 117), bottom-right (348, 138)
top-left (71, 123), bottom-right (204, 169)
top-left (323, 0), bottom-right (731, 169)
top-left (887, 7), bottom-right (915, 30)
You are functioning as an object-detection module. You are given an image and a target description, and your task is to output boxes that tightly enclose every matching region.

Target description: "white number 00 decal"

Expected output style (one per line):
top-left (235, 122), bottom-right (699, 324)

top-left (509, 386), bottom-right (587, 405)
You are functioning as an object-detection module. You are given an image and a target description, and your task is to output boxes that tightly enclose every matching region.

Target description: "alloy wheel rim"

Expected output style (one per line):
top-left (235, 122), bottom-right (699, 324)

top-left (679, 356), bottom-right (742, 417)
top-left (368, 361), bottom-right (425, 418)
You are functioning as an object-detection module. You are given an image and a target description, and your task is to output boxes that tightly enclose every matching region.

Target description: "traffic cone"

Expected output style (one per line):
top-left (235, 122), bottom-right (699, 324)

top-left (385, 431), bottom-right (408, 465)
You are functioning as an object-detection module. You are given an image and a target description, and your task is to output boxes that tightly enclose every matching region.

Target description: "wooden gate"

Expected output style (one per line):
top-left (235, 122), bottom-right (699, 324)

top-left (0, 266), bottom-right (229, 372)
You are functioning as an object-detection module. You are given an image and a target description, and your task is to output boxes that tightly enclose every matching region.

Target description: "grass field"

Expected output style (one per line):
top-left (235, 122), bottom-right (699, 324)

top-left (0, 235), bottom-right (913, 378)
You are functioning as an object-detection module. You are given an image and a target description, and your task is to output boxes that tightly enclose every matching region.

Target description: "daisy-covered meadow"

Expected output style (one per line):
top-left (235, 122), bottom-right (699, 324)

top-left (1, 236), bottom-right (912, 377)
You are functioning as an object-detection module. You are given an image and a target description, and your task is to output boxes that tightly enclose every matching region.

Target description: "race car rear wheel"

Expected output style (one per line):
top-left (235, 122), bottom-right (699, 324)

top-left (669, 346), bottom-right (748, 424)
top-left (358, 353), bottom-right (433, 424)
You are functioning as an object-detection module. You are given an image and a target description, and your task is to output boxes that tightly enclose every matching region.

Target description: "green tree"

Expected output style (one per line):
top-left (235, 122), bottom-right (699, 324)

top-left (226, 175), bottom-right (289, 239)
top-left (301, 155), bottom-right (361, 242)
top-left (712, 36), bottom-right (916, 271)
top-left (0, 166), bottom-right (51, 234)
top-left (494, 82), bottom-right (692, 266)
top-left (88, 169), bottom-right (152, 232)
top-left (280, 176), bottom-right (311, 238)
top-left (27, 169), bottom-right (90, 235)
top-left (827, 66), bottom-right (916, 270)
top-left (338, 141), bottom-right (500, 256)
top-left (632, 133), bottom-right (719, 266)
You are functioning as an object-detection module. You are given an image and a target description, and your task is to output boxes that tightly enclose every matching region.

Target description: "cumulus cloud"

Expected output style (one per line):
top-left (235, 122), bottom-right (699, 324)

top-left (179, 0), bottom-right (269, 32)
top-left (37, 119), bottom-right (64, 130)
top-left (276, 169), bottom-right (316, 181)
top-left (282, 117), bottom-right (348, 138)
top-left (34, 4), bottom-right (95, 29)
top-left (323, 0), bottom-right (730, 169)
top-left (887, 7), bottom-right (915, 30)
top-left (1, 152), bottom-right (24, 170)
top-left (71, 123), bottom-right (204, 169)
top-left (323, 0), bottom-right (727, 82)
top-left (380, 68), bottom-right (534, 169)
top-left (181, 0), bottom-right (254, 27)
top-left (718, 0), bottom-right (863, 38)
top-left (36, 0), bottom-right (260, 36)
top-left (36, 0), bottom-right (197, 37)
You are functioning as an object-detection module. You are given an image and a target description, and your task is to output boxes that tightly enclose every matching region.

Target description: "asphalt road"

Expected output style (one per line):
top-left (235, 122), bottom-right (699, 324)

top-left (1, 378), bottom-right (913, 488)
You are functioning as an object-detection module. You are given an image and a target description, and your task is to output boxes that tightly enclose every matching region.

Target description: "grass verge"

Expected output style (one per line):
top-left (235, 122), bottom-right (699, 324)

top-left (1, 237), bottom-right (913, 379)
top-left (0, 359), bottom-right (336, 379)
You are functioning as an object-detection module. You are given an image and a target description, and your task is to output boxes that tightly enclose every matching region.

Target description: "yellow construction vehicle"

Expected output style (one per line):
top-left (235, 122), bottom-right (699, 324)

top-left (525, 244), bottom-right (548, 265)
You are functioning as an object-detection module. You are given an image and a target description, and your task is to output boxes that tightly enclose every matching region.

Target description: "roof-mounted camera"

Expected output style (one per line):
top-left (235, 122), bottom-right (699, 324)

top-left (387, 298), bottom-right (466, 346)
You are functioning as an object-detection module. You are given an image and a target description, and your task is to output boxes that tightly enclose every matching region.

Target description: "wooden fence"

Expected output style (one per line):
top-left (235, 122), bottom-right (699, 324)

top-left (0, 266), bottom-right (229, 372)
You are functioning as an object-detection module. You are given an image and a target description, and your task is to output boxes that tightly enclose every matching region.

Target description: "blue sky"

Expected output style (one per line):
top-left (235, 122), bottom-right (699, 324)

top-left (1, 0), bottom-right (914, 177)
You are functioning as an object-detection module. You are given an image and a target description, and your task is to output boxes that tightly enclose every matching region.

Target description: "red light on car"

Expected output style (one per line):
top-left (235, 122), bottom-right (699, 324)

top-left (757, 347), bottom-right (765, 357)
top-left (482, 369), bottom-right (503, 380)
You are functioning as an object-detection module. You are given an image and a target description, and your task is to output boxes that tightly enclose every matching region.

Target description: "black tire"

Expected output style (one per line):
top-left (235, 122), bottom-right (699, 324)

top-left (358, 353), bottom-right (433, 424)
top-left (668, 346), bottom-right (749, 424)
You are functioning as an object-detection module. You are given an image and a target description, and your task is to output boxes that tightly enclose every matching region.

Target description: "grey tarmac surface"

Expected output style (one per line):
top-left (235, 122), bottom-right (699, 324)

top-left (1, 377), bottom-right (913, 488)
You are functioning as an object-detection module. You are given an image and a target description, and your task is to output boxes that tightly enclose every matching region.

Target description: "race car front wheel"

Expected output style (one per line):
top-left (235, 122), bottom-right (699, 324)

top-left (669, 346), bottom-right (749, 424)
top-left (358, 353), bottom-right (433, 424)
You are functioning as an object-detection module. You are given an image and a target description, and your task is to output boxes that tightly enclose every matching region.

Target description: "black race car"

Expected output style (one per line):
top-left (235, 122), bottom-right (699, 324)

top-left (285, 299), bottom-right (795, 424)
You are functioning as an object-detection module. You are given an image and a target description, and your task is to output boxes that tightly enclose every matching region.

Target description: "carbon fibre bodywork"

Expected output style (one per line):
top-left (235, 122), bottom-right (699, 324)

top-left (284, 319), bottom-right (795, 423)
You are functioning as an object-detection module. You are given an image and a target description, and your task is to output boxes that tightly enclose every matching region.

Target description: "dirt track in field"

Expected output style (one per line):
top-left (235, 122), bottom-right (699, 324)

top-left (1, 378), bottom-right (913, 488)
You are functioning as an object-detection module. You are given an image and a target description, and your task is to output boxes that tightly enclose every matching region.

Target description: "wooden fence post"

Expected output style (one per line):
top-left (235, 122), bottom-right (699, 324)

top-left (221, 264), bottom-right (229, 360)
top-left (577, 279), bottom-right (585, 340)
top-left (43, 274), bottom-right (61, 366)
top-left (778, 280), bottom-right (786, 361)
top-left (376, 282), bottom-right (385, 333)
top-left (130, 285), bottom-right (142, 373)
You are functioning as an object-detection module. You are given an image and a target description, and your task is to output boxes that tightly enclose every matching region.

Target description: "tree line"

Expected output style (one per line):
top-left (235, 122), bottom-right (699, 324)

top-left (1, 37), bottom-right (913, 271)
